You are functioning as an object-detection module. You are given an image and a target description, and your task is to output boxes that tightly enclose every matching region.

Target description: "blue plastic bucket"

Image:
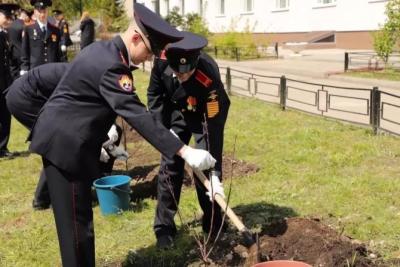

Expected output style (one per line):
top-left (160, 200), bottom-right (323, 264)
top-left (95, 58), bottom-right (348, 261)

top-left (93, 175), bottom-right (132, 215)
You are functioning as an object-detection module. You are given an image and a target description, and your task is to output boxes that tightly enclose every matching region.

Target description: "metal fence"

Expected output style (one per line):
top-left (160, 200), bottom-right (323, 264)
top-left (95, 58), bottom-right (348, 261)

top-left (221, 67), bottom-right (400, 136)
top-left (344, 51), bottom-right (400, 72)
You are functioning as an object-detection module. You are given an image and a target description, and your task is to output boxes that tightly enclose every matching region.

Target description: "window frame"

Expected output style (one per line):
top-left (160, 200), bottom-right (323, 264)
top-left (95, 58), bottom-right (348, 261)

top-left (313, 0), bottom-right (337, 9)
top-left (272, 0), bottom-right (290, 12)
top-left (216, 0), bottom-right (225, 17)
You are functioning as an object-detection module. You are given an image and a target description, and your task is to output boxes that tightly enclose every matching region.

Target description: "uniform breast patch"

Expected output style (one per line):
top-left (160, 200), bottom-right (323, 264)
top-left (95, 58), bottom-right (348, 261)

top-left (207, 91), bottom-right (219, 118)
top-left (118, 75), bottom-right (134, 92)
top-left (51, 34), bottom-right (57, 42)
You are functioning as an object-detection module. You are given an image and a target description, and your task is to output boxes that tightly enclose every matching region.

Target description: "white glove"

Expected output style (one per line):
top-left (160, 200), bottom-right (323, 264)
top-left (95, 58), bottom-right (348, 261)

top-left (181, 146), bottom-right (216, 171)
top-left (206, 174), bottom-right (225, 201)
top-left (170, 128), bottom-right (179, 139)
top-left (102, 124), bottom-right (119, 147)
top-left (61, 45), bottom-right (67, 52)
top-left (107, 124), bottom-right (119, 143)
top-left (108, 145), bottom-right (129, 161)
top-left (19, 70), bottom-right (27, 76)
top-left (99, 147), bottom-right (110, 163)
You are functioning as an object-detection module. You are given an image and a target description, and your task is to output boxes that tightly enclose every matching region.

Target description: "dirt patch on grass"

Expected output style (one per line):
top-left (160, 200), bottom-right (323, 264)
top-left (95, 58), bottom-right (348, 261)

top-left (125, 215), bottom-right (382, 267)
top-left (115, 126), bottom-right (383, 267)
top-left (112, 128), bottom-right (259, 201)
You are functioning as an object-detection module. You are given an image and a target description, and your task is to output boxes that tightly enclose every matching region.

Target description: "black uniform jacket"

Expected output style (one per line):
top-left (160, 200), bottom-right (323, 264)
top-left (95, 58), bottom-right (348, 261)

top-left (80, 18), bottom-right (95, 49)
top-left (21, 21), bottom-right (62, 71)
top-left (6, 63), bottom-right (69, 129)
top-left (147, 53), bottom-right (230, 173)
top-left (59, 19), bottom-right (72, 47)
top-left (0, 30), bottom-right (12, 93)
top-left (29, 36), bottom-right (183, 178)
top-left (7, 19), bottom-right (24, 78)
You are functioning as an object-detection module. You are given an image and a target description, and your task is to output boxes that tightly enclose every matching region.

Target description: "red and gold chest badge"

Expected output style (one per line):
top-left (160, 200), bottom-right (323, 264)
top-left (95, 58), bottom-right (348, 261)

top-left (51, 34), bottom-right (57, 42)
top-left (118, 75), bottom-right (134, 92)
top-left (207, 91), bottom-right (219, 118)
top-left (187, 96), bottom-right (197, 112)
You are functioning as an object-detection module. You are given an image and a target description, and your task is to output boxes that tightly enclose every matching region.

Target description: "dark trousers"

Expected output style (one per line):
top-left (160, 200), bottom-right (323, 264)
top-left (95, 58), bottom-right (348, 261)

top-left (43, 158), bottom-right (95, 267)
top-left (0, 93), bottom-right (11, 152)
top-left (34, 125), bottom-right (122, 203)
top-left (154, 127), bottom-right (223, 238)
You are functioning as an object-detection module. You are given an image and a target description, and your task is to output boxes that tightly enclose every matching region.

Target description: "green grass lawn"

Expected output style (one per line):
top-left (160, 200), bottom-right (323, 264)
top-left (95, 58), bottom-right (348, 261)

top-left (1, 70), bottom-right (400, 266)
top-left (344, 68), bottom-right (400, 81)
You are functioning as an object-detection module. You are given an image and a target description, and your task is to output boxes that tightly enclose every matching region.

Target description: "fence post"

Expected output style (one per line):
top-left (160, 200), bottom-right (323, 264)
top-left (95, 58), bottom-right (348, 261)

top-left (275, 42), bottom-right (279, 58)
top-left (215, 46), bottom-right (218, 58)
top-left (235, 47), bottom-right (240, 61)
top-left (371, 86), bottom-right (381, 135)
top-left (142, 62), bottom-right (145, 72)
top-left (226, 67), bottom-right (232, 95)
top-left (344, 52), bottom-right (349, 72)
top-left (280, 75), bottom-right (287, 110)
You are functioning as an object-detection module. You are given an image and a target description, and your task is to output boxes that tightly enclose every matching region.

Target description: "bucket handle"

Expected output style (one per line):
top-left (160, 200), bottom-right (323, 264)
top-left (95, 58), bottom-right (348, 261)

top-left (110, 186), bottom-right (132, 194)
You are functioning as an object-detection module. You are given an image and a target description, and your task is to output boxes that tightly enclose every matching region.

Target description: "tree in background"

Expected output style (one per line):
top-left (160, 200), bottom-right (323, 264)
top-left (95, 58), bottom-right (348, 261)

top-left (373, 0), bottom-right (400, 63)
top-left (48, 0), bottom-right (128, 33)
top-left (165, 6), bottom-right (210, 38)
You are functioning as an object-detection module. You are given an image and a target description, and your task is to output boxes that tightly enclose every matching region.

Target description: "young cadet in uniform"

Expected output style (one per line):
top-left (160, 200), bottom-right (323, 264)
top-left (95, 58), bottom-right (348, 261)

top-left (0, 3), bottom-right (19, 158)
top-left (52, 10), bottom-right (72, 62)
top-left (20, 0), bottom-right (61, 75)
top-left (147, 32), bottom-right (230, 248)
top-left (28, 4), bottom-right (216, 266)
top-left (5, 62), bottom-right (127, 210)
top-left (8, 8), bottom-right (31, 80)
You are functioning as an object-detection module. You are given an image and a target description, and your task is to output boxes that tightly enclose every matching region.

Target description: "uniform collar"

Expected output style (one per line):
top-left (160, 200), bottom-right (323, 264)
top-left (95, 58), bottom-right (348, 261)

top-left (113, 35), bottom-right (137, 70)
top-left (37, 20), bottom-right (47, 30)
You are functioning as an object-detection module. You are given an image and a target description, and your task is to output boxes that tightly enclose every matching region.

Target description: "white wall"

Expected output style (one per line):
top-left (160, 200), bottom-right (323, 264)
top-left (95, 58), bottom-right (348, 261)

top-left (129, 0), bottom-right (389, 33)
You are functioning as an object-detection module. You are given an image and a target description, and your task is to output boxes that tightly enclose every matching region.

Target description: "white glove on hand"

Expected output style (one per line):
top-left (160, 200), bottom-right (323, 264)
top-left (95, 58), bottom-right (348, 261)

top-left (99, 147), bottom-right (110, 163)
top-left (108, 145), bottom-right (129, 161)
top-left (103, 124), bottom-right (119, 147)
top-left (181, 146), bottom-right (216, 171)
top-left (61, 45), bottom-right (67, 52)
top-left (107, 124), bottom-right (119, 143)
top-left (19, 70), bottom-right (27, 76)
top-left (206, 174), bottom-right (225, 201)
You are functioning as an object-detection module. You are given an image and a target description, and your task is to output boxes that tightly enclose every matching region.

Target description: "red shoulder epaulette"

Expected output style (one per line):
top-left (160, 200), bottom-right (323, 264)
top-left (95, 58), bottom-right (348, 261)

top-left (195, 69), bottom-right (212, 88)
top-left (159, 50), bottom-right (167, 60)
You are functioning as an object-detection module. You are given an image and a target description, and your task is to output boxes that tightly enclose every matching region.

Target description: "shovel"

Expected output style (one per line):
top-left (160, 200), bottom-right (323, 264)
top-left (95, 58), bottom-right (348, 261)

top-left (192, 167), bottom-right (259, 263)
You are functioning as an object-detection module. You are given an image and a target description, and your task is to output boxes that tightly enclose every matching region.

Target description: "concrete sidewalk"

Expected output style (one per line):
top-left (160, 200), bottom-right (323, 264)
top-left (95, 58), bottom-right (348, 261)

top-left (215, 48), bottom-right (399, 95)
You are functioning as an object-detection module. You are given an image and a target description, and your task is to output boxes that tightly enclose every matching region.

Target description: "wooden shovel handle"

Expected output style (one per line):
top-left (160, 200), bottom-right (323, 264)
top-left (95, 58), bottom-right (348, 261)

top-left (192, 168), bottom-right (247, 232)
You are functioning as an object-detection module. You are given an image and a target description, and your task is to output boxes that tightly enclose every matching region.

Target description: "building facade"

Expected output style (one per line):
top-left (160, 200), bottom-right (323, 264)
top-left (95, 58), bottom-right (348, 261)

top-left (125, 0), bottom-right (390, 49)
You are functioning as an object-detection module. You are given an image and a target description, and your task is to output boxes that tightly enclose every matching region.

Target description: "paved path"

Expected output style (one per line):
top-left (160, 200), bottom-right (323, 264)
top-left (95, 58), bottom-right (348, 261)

top-left (215, 48), bottom-right (399, 95)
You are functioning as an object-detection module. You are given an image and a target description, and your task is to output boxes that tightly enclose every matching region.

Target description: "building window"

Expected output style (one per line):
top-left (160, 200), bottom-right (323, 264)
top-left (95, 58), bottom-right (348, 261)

top-left (180, 0), bottom-right (185, 15)
top-left (243, 0), bottom-right (254, 13)
top-left (217, 0), bottom-right (225, 15)
top-left (164, 0), bottom-right (170, 15)
top-left (199, 0), bottom-right (203, 16)
top-left (317, 0), bottom-right (336, 4)
top-left (276, 0), bottom-right (290, 9)
top-left (151, 0), bottom-right (160, 14)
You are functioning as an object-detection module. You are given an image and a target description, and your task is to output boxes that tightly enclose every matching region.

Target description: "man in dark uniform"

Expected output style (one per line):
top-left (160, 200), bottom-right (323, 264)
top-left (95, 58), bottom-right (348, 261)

top-left (53, 9), bottom-right (72, 62)
top-left (147, 32), bottom-right (230, 248)
top-left (5, 62), bottom-right (127, 210)
top-left (0, 3), bottom-right (19, 158)
top-left (20, 0), bottom-right (61, 75)
top-left (8, 8), bottom-right (31, 80)
top-left (28, 4), bottom-right (216, 266)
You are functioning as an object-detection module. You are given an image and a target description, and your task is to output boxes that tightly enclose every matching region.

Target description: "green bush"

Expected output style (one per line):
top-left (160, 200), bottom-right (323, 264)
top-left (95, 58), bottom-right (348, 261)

top-left (165, 7), bottom-right (210, 38)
